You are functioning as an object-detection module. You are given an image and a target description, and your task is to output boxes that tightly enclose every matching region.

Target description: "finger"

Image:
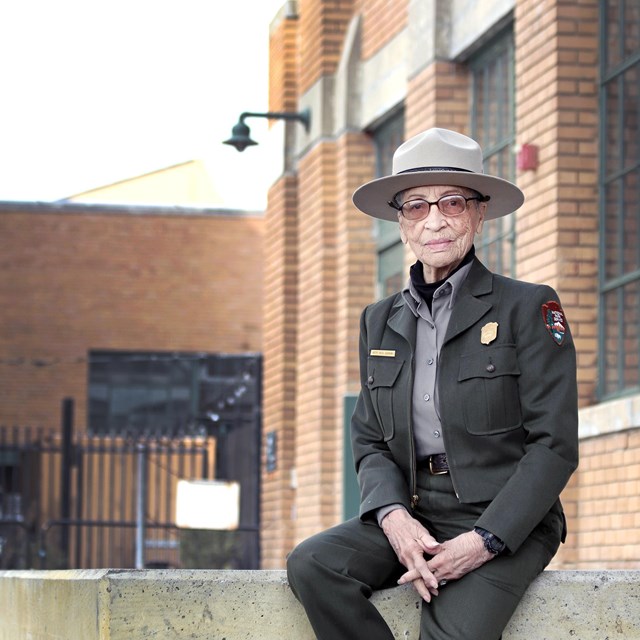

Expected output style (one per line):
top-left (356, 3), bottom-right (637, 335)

top-left (398, 566), bottom-right (437, 587)
top-left (414, 534), bottom-right (441, 552)
top-left (398, 560), bottom-right (439, 591)
top-left (411, 577), bottom-right (439, 603)
top-left (397, 568), bottom-right (420, 584)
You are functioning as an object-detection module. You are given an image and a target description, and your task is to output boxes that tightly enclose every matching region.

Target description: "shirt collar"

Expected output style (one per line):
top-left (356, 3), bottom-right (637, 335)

top-left (402, 259), bottom-right (474, 317)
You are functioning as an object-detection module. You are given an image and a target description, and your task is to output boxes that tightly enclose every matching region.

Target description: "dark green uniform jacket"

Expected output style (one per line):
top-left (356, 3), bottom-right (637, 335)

top-left (351, 257), bottom-right (579, 553)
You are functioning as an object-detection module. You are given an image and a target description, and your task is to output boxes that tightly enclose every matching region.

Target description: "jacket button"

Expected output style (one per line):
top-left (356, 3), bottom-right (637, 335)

top-left (486, 364), bottom-right (496, 373)
top-left (367, 375), bottom-right (374, 384)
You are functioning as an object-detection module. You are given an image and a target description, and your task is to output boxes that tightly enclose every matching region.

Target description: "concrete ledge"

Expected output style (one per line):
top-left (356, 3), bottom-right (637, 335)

top-left (1, 569), bottom-right (639, 639)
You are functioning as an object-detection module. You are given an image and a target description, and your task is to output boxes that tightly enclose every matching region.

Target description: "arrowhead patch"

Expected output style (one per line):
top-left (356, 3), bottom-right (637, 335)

top-left (541, 301), bottom-right (567, 345)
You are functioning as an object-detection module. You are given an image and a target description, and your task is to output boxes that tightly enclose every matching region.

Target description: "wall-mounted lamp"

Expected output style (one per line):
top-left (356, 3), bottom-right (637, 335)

top-left (223, 108), bottom-right (311, 152)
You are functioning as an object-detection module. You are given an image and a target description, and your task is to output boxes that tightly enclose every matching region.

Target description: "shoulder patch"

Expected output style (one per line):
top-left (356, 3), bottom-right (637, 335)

top-left (541, 301), bottom-right (567, 345)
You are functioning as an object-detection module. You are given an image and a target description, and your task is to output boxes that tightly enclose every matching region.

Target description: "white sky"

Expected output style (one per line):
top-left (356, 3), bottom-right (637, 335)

top-left (0, 0), bottom-right (286, 209)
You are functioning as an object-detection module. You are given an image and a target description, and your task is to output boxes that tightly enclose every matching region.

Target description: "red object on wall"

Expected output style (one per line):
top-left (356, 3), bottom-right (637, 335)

top-left (517, 143), bottom-right (539, 171)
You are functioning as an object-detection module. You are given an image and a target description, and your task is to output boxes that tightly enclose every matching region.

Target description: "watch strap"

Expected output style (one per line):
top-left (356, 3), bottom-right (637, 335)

top-left (474, 526), bottom-right (506, 555)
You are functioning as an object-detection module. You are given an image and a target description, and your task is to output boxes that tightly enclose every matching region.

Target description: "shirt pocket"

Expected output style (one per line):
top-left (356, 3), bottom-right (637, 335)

top-left (366, 358), bottom-right (404, 441)
top-left (457, 344), bottom-right (522, 435)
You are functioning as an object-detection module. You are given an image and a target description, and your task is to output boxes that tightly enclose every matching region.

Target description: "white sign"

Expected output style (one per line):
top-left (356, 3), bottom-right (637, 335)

top-left (176, 480), bottom-right (240, 530)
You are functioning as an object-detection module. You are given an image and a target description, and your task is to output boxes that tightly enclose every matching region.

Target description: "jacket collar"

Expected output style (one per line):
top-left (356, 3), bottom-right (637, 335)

top-left (387, 257), bottom-right (493, 344)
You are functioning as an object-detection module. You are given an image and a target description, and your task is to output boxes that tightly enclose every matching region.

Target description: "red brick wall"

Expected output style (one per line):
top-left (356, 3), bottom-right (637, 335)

top-left (406, 61), bottom-right (470, 139)
top-left (269, 5), bottom-right (299, 115)
top-left (334, 132), bottom-right (377, 397)
top-left (294, 141), bottom-right (342, 541)
top-left (261, 175), bottom-right (299, 568)
top-left (557, 431), bottom-right (640, 569)
top-left (515, 0), bottom-right (599, 407)
top-left (0, 205), bottom-right (263, 427)
top-left (298, 0), bottom-right (354, 95)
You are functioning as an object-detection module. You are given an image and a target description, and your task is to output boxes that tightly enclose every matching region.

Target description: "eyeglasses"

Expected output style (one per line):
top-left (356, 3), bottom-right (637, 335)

top-left (388, 194), bottom-right (488, 221)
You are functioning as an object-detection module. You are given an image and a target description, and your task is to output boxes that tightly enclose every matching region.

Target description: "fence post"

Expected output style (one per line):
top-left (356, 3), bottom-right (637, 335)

top-left (60, 398), bottom-right (74, 566)
top-left (135, 442), bottom-right (147, 569)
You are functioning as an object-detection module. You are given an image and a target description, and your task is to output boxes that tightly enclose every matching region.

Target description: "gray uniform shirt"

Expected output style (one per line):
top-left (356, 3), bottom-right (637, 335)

top-left (402, 260), bottom-right (474, 458)
top-left (377, 260), bottom-right (473, 524)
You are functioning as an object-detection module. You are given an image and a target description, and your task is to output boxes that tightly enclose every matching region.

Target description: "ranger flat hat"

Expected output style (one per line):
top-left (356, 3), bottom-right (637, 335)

top-left (352, 128), bottom-right (524, 221)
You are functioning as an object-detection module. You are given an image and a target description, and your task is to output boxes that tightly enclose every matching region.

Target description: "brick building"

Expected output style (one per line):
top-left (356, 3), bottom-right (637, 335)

top-left (260, 0), bottom-right (640, 570)
top-left (0, 186), bottom-right (265, 568)
top-left (0, 200), bottom-right (263, 429)
top-left (0, 155), bottom-right (262, 430)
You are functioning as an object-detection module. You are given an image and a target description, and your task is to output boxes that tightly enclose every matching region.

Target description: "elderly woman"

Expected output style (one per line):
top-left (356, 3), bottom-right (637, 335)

top-left (287, 128), bottom-right (578, 640)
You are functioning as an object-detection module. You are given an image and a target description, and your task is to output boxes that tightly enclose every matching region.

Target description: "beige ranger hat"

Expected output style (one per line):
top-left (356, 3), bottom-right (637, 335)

top-left (352, 128), bottom-right (524, 221)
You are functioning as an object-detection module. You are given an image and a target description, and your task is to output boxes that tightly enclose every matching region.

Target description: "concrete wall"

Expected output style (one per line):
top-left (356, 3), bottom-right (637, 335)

top-left (1, 569), bottom-right (639, 639)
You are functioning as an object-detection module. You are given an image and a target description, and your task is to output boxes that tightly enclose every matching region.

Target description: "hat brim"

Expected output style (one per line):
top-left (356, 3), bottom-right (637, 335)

top-left (352, 171), bottom-right (524, 221)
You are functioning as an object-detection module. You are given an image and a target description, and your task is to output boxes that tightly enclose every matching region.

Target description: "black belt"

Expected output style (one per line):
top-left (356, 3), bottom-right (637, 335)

top-left (419, 453), bottom-right (449, 475)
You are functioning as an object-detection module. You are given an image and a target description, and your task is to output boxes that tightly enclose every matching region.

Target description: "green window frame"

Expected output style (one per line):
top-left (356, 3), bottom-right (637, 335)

top-left (469, 27), bottom-right (516, 277)
top-left (598, 0), bottom-right (640, 398)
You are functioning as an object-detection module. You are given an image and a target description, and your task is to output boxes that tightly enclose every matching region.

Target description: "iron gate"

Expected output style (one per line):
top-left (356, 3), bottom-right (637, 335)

top-left (0, 393), bottom-right (261, 569)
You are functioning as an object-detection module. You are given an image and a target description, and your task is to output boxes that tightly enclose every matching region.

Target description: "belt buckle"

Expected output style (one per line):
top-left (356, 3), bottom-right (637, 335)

top-left (429, 456), bottom-right (448, 475)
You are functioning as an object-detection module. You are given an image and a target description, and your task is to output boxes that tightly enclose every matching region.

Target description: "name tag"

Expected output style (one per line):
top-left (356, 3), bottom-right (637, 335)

top-left (370, 349), bottom-right (396, 357)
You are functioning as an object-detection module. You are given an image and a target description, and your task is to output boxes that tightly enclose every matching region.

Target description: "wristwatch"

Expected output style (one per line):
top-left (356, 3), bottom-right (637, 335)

top-left (474, 526), bottom-right (506, 555)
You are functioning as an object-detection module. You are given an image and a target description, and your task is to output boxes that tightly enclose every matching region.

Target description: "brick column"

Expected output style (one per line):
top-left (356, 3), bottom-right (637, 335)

top-left (515, 0), bottom-right (599, 408)
top-left (515, 0), bottom-right (599, 569)
top-left (261, 175), bottom-right (299, 568)
top-left (261, 6), bottom-right (301, 568)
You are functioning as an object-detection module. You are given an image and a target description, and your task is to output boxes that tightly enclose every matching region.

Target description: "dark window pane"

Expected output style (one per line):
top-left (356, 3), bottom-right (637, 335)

top-left (604, 180), bottom-right (621, 280)
top-left (602, 282), bottom-right (640, 395)
top-left (378, 242), bottom-right (405, 298)
top-left (622, 280), bottom-right (640, 389)
top-left (88, 352), bottom-right (261, 436)
top-left (470, 28), bottom-right (516, 277)
top-left (606, 0), bottom-right (622, 68)
top-left (624, 0), bottom-right (640, 60)
top-left (622, 171), bottom-right (640, 275)
top-left (602, 288), bottom-right (620, 396)
top-left (622, 64), bottom-right (640, 172)
top-left (599, 0), bottom-right (640, 398)
top-left (373, 111), bottom-right (405, 297)
top-left (477, 213), bottom-right (515, 275)
top-left (605, 78), bottom-right (622, 176)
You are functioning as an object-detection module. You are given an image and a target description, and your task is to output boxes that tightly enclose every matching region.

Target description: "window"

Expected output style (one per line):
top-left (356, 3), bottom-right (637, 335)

top-left (469, 28), bottom-right (516, 276)
top-left (88, 351), bottom-right (261, 436)
top-left (599, 0), bottom-right (640, 397)
top-left (372, 110), bottom-right (405, 298)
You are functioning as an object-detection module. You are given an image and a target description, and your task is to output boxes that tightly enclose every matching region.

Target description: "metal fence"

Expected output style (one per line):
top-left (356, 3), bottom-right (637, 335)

top-left (0, 399), bottom-right (259, 570)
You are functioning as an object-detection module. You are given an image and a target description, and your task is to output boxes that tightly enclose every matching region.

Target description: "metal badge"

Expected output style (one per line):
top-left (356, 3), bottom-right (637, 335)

top-left (480, 322), bottom-right (498, 345)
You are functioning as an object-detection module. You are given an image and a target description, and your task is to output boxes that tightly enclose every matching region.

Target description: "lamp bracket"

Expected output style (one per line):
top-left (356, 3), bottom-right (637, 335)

top-left (239, 108), bottom-right (310, 132)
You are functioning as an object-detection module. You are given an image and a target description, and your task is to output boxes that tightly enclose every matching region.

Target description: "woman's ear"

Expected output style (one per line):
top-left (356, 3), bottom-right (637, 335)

top-left (475, 203), bottom-right (487, 235)
top-left (398, 213), bottom-right (408, 244)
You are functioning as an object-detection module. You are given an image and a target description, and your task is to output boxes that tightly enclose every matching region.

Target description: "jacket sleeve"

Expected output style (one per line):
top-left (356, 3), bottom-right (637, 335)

top-left (474, 284), bottom-right (579, 552)
top-left (351, 304), bottom-right (412, 523)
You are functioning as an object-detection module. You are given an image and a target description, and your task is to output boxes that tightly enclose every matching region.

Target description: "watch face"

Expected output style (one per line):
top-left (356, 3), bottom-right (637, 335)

top-left (488, 538), bottom-right (501, 553)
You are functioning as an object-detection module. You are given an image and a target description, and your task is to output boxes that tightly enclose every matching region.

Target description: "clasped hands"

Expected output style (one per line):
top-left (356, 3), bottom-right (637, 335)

top-left (380, 508), bottom-right (494, 602)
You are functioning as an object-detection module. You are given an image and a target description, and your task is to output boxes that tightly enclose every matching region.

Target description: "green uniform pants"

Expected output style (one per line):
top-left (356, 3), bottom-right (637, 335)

top-left (287, 469), bottom-right (563, 640)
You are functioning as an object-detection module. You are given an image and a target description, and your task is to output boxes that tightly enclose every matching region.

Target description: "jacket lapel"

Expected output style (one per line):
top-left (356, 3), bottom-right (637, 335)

top-left (444, 259), bottom-right (494, 344)
top-left (387, 294), bottom-right (417, 347)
